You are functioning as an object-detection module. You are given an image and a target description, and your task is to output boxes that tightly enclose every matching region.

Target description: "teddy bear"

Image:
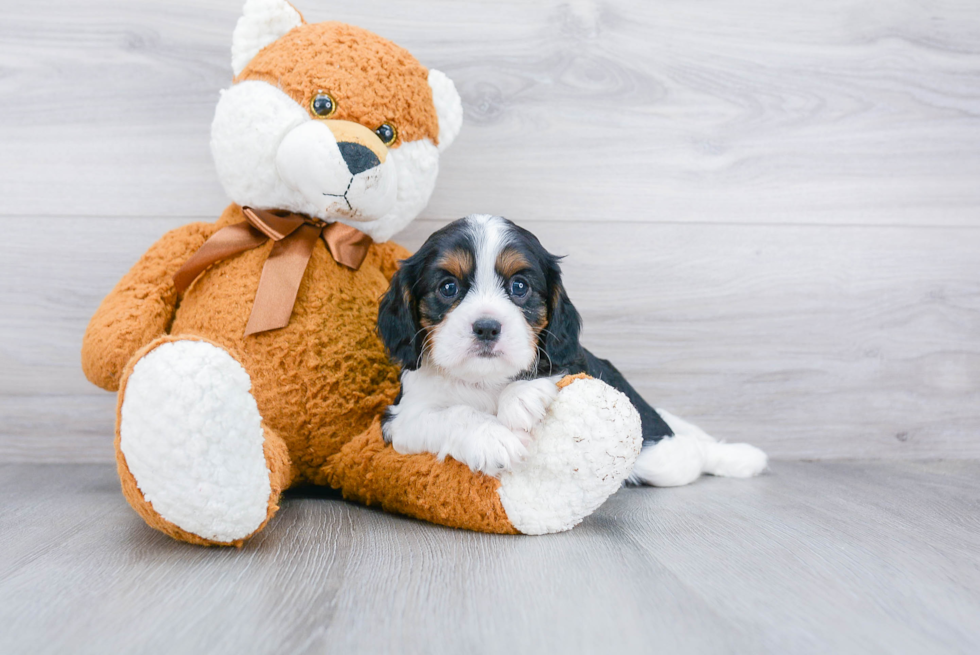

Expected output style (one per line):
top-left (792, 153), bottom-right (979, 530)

top-left (80, 0), bottom-right (643, 546)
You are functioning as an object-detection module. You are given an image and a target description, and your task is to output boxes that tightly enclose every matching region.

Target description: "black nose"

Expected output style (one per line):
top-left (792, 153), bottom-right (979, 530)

top-left (472, 318), bottom-right (502, 342)
top-left (337, 142), bottom-right (381, 176)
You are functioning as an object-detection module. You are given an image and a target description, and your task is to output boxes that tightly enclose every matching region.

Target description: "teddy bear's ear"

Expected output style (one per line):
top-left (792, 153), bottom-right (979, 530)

top-left (231, 0), bottom-right (306, 76)
top-left (428, 69), bottom-right (463, 152)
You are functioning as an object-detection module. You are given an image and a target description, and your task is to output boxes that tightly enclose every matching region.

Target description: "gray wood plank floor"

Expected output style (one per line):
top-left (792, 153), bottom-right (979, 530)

top-left (2, 461), bottom-right (978, 654)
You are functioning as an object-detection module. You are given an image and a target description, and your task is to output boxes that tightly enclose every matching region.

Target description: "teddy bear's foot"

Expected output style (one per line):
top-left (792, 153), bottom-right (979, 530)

top-left (496, 375), bottom-right (643, 535)
top-left (115, 337), bottom-right (291, 546)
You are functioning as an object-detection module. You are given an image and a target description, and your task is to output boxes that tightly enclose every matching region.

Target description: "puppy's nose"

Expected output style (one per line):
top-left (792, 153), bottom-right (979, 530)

top-left (337, 142), bottom-right (381, 176)
top-left (472, 318), bottom-right (502, 342)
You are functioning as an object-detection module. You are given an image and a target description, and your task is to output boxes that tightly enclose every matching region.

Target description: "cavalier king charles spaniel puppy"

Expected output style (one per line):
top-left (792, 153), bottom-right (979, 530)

top-left (377, 214), bottom-right (768, 484)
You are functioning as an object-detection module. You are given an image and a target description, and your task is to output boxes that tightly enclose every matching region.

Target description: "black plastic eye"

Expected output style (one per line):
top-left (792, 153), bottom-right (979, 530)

top-left (310, 92), bottom-right (337, 118)
top-left (438, 278), bottom-right (458, 299)
top-left (510, 276), bottom-right (529, 298)
top-left (375, 123), bottom-right (397, 146)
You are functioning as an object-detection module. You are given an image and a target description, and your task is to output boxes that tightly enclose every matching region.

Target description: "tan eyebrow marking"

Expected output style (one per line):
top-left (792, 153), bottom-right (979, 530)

top-left (495, 248), bottom-right (531, 279)
top-left (435, 249), bottom-right (474, 279)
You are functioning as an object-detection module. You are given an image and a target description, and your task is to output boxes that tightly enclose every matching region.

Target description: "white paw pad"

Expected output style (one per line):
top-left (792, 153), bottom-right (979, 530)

top-left (497, 378), bottom-right (642, 535)
top-left (120, 340), bottom-right (272, 543)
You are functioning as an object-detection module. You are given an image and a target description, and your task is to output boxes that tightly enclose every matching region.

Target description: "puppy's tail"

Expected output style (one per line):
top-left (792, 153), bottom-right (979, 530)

top-left (628, 410), bottom-right (768, 487)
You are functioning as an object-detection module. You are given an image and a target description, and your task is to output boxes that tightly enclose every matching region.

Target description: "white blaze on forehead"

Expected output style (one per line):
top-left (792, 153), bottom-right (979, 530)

top-left (465, 214), bottom-right (512, 299)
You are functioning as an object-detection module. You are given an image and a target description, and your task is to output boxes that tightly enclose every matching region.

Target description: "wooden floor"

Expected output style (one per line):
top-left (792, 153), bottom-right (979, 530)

top-left (2, 461), bottom-right (978, 654)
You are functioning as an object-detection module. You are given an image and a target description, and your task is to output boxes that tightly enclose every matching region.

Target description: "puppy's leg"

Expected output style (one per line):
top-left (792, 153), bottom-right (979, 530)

top-left (629, 410), bottom-right (768, 487)
top-left (384, 405), bottom-right (527, 476)
top-left (496, 376), bottom-right (561, 433)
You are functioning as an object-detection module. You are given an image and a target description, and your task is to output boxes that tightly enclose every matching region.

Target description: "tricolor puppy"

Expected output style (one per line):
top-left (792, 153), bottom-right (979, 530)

top-left (378, 215), bottom-right (768, 484)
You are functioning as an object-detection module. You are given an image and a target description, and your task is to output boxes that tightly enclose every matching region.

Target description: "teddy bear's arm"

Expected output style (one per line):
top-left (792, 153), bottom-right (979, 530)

top-left (81, 222), bottom-right (219, 391)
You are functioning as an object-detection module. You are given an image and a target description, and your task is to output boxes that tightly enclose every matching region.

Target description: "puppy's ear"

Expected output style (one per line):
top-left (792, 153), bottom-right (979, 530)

top-left (540, 257), bottom-right (583, 374)
top-left (378, 264), bottom-right (421, 370)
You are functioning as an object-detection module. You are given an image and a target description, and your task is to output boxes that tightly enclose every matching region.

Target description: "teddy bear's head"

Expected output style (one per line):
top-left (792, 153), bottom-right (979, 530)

top-left (211, 0), bottom-right (463, 242)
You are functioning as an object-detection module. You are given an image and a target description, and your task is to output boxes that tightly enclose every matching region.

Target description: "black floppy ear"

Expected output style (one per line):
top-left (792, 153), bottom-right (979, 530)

top-left (378, 263), bottom-right (421, 370)
top-left (540, 256), bottom-right (583, 374)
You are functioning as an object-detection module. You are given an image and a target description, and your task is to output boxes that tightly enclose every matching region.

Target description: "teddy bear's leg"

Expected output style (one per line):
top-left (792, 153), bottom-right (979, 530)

top-left (114, 335), bottom-right (293, 546)
top-left (323, 374), bottom-right (642, 535)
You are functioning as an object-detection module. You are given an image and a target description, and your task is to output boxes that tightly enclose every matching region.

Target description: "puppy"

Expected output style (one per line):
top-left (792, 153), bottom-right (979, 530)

top-left (378, 215), bottom-right (768, 484)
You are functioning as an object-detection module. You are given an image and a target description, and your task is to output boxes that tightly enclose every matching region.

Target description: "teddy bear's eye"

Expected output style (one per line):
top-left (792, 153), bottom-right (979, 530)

top-left (375, 123), bottom-right (397, 146)
top-left (310, 92), bottom-right (337, 118)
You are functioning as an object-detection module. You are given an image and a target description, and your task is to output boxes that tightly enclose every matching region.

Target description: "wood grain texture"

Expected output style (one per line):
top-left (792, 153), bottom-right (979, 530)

top-left (2, 0), bottom-right (980, 461)
top-left (1, 461), bottom-right (979, 654)
top-left (3, 216), bottom-right (978, 462)
top-left (0, 0), bottom-right (978, 224)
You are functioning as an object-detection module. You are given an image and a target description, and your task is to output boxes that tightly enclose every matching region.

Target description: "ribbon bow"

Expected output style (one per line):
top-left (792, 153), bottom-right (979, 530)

top-left (173, 207), bottom-right (373, 336)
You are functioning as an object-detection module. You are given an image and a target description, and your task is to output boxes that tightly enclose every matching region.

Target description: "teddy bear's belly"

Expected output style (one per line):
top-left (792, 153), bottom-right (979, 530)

top-left (169, 242), bottom-right (401, 485)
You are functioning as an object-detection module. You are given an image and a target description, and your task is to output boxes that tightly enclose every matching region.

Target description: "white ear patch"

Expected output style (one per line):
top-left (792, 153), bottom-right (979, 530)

top-left (428, 69), bottom-right (463, 152)
top-left (231, 0), bottom-right (305, 76)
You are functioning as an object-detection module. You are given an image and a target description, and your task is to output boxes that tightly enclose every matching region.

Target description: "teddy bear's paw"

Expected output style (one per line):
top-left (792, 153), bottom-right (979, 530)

top-left (448, 420), bottom-right (528, 477)
top-left (496, 377), bottom-right (560, 432)
top-left (497, 377), bottom-right (643, 535)
top-left (119, 339), bottom-right (274, 544)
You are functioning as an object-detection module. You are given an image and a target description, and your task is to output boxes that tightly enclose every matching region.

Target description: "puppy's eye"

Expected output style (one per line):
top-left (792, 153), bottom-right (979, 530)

top-left (509, 276), bottom-right (530, 299)
top-left (438, 278), bottom-right (458, 299)
top-left (310, 92), bottom-right (337, 118)
top-left (375, 123), bottom-right (397, 146)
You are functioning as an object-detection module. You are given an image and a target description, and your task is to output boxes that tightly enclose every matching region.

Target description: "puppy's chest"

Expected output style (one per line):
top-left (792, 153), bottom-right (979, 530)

top-left (407, 372), bottom-right (504, 414)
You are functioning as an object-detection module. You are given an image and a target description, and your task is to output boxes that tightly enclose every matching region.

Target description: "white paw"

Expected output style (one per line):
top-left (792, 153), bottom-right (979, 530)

top-left (496, 378), bottom-right (559, 432)
top-left (450, 420), bottom-right (528, 477)
top-left (120, 340), bottom-right (272, 543)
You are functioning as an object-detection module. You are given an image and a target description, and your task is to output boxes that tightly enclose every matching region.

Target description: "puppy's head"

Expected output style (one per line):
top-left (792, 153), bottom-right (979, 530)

top-left (379, 215), bottom-right (582, 384)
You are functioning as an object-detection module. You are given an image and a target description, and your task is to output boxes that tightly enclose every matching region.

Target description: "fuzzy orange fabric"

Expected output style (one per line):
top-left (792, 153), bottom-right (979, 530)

top-left (325, 419), bottom-right (519, 534)
top-left (238, 22), bottom-right (440, 148)
top-left (80, 16), bottom-right (523, 545)
top-left (113, 335), bottom-right (294, 547)
top-left (82, 203), bottom-right (522, 544)
top-left (81, 222), bottom-right (219, 391)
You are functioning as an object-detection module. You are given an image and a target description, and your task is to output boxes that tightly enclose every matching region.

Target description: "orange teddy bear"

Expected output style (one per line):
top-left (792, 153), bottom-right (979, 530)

top-left (81, 0), bottom-right (643, 546)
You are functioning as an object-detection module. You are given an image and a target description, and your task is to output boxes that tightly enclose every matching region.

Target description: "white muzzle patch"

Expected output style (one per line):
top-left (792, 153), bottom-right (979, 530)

top-left (276, 121), bottom-right (397, 222)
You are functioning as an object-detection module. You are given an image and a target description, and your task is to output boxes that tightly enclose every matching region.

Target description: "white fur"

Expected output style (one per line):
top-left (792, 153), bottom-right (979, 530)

top-left (384, 366), bottom-right (562, 475)
top-left (427, 69), bottom-right (463, 152)
top-left (275, 120), bottom-right (397, 221)
top-left (210, 80), bottom-right (442, 243)
top-left (497, 377), bottom-right (560, 432)
top-left (629, 409), bottom-right (769, 486)
top-left (231, 0), bottom-right (304, 76)
top-left (429, 215), bottom-right (536, 384)
top-left (119, 341), bottom-right (272, 543)
top-left (498, 378), bottom-right (643, 535)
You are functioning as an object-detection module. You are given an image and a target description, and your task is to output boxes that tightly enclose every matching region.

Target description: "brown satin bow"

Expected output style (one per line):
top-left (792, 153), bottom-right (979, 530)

top-left (173, 207), bottom-right (373, 336)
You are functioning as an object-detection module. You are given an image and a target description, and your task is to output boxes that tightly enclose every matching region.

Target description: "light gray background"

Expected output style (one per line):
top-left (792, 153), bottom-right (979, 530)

top-left (3, 0), bottom-right (979, 464)
top-left (2, 2), bottom-right (980, 653)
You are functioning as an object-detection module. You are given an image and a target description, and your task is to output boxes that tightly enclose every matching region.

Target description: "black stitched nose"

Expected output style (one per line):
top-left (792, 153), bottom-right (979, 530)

top-left (337, 142), bottom-right (381, 176)
top-left (473, 318), bottom-right (502, 342)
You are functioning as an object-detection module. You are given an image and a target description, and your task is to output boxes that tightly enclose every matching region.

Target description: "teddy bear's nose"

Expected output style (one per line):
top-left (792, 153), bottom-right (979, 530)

top-left (337, 142), bottom-right (381, 176)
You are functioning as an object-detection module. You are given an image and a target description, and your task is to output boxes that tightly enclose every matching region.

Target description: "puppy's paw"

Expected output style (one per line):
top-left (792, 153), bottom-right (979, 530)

top-left (497, 378), bottom-right (560, 432)
top-left (451, 421), bottom-right (528, 477)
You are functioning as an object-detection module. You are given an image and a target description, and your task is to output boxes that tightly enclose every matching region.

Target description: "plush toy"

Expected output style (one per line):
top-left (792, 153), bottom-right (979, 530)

top-left (81, 0), bottom-right (642, 546)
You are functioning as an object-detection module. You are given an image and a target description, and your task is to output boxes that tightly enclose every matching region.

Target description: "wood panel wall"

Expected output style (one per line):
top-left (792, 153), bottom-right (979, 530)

top-left (2, 0), bottom-right (979, 462)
